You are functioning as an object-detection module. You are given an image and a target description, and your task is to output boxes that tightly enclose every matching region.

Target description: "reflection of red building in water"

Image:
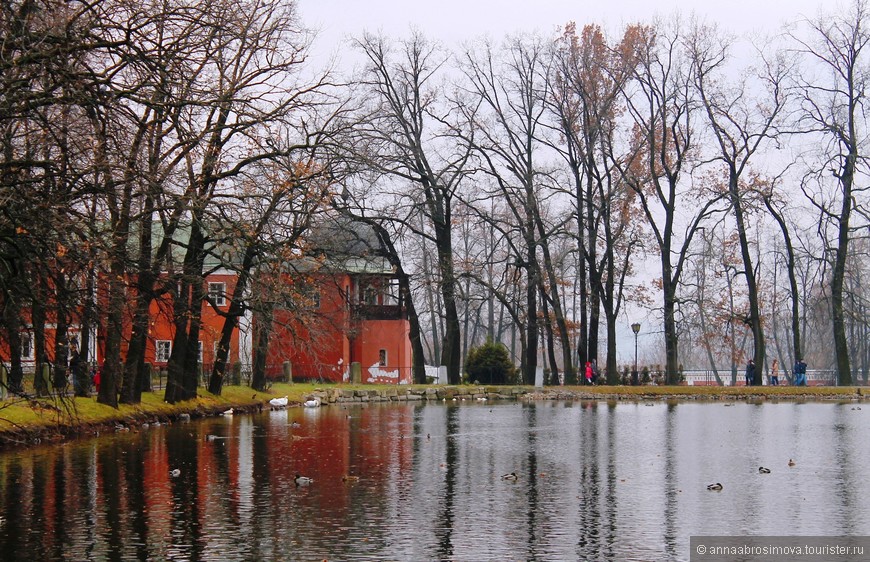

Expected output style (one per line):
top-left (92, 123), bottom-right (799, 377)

top-left (1, 218), bottom-right (413, 385)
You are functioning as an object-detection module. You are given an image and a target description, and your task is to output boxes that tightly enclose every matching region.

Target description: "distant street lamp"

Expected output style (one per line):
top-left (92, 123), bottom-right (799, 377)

top-left (631, 322), bottom-right (641, 385)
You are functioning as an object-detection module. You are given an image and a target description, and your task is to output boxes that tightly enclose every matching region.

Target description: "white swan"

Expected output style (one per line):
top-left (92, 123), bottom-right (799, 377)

top-left (222, 408), bottom-right (234, 416)
top-left (303, 398), bottom-right (321, 408)
top-left (269, 396), bottom-right (289, 408)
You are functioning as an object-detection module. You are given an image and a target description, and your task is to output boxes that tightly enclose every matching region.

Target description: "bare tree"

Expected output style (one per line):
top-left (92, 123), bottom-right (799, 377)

top-left (352, 31), bottom-right (470, 384)
top-left (457, 35), bottom-right (558, 384)
top-left (162, 0), bottom-right (321, 403)
top-left (547, 24), bottom-right (644, 383)
top-left (789, 0), bottom-right (870, 385)
top-left (761, 186), bottom-right (804, 373)
top-left (618, 18), bottom-right (726, 384)
top-left (207, 155), bottom-right (334, 395)
top-left (690, 24), bottom-right (789, 384)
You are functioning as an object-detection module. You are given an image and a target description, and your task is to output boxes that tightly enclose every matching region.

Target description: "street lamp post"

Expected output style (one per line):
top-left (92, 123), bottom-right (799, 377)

top-left (631, 322), bottom-right (641, 385)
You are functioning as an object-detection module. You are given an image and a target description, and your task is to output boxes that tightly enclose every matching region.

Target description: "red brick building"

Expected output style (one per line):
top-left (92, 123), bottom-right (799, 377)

top-left (2, 219), bottom-right (413, 385)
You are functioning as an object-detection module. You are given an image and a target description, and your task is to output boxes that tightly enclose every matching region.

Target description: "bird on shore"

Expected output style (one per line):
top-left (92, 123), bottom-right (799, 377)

top-left (707, 483), bottom-right (723, 491)
top-left (295, 474), bottom-right (313, 486)
top-left (758, 467), bottom-right (771, 474)
top-left (270, 396), bottom-right (289, 408)
top-left (222, 408), bottom-right (234, 416)
top-left (501, 472), bottom-right (518, 481)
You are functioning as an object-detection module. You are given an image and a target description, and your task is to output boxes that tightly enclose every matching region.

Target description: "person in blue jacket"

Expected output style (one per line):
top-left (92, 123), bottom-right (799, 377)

top-left (794, 358), bottom-right (807, 386)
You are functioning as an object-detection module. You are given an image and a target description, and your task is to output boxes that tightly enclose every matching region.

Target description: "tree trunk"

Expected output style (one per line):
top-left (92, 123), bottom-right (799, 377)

top-left (729, 171), bottom-right (765, 385)
top-left (523, 259), bottom-right (538, 386)
top-left (421, 233), bottom-right (441, 366)
top-left (51, 274), bottom-right (70, 393)
top-left (75, 266), bottom-right (96, 397)
top-left (605, 308), bottom-right (619, 385)
top-left (434, 220), bottom-right (461, 385)
top-left (539, 285), bottom-right (559, 385)
top-left (251, 305), bottom-right (273, 392)
top-left (535, 215), bottom-right (574, 385)
top-left (209, 245), bottom-right (258, 396)
top-left (99, 269), bottom-right (125, 408)
top-left (120, 195), bottom-right (156, 404)
top-left (2, 291), bottom-right (24, 393)
top-left (831, 169), bottom-right (853, 385)
top-left (662, 273), bottom-right (680, 385)
top-left (32, 274), bottom-right (48, 396)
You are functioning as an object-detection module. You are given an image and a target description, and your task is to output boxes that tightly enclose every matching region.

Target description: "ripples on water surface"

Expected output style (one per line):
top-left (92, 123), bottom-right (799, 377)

top-left (0, 400), bottom-right (868, 561)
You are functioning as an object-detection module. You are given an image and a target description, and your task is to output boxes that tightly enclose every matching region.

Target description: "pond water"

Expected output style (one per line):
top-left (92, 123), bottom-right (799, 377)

top-left (0, 399), bottom-right (868, 561)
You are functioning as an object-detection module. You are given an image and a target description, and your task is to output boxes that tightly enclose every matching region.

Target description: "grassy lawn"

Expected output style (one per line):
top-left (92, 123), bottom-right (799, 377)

top-left (0, 383), bottom-right (309, 439)
top-left (0, 382), bottom-right (864, 444)
top-left (552, 384), bottom-right (866, 397)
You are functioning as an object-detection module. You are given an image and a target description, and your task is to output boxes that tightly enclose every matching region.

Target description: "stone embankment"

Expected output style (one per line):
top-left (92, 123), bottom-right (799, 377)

top-left (303, 385), bottom-right (526, 404)
top-left (302, 385), bottom-right (868, 405)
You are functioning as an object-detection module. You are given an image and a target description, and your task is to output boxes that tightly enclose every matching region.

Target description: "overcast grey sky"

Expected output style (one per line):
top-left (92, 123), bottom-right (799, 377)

top-left (299, 0), bottom-right (828, 57)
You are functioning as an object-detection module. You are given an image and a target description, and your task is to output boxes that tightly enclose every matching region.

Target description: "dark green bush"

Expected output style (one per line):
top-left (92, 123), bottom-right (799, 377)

top-left (464, 340), bottom-right (516, 385)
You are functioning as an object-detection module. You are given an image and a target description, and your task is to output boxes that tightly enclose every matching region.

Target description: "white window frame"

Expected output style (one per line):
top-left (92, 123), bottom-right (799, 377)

top-left (208, 282), bottom-right (226, 306)
top-left (156, 340), bottom-right (172, 363)
top-left (198, 340), bottom-right (203, 363)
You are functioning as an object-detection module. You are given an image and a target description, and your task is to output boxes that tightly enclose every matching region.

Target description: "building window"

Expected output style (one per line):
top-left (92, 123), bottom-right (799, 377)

top-left (156, 340), bottom-right (172, 363)
top-left (21, 333), bottom-right (33, 359)
top-left (364, 286), bottom-right (378, 305)
top-left (208, 282), bottom-right (226, 306)
top-left (378, 349), bottom-right (387, 367)
top-left (385, 278), bottom-right (400, 305)
top-left (67, 332), bottom-right (81, 353)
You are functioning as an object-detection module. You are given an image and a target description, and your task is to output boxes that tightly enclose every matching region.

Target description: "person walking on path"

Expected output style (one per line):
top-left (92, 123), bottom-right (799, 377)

top-left (69, 349), bottom-right (81, 393)
top-left (745, 359), bottom-right (755, 386)
top-left (770, 359), bottom-right (780, 386)
top-left (794, 358), bottom-right (807, 386)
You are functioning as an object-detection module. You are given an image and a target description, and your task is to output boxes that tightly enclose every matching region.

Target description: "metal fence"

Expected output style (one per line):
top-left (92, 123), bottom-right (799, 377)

top-left (681, 369), bottom-right (841, 386)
